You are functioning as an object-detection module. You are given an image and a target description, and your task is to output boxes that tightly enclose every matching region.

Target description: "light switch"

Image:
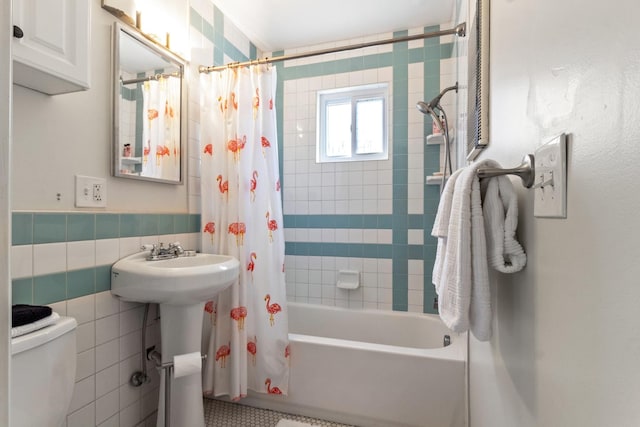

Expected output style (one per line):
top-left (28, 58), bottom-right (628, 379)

top-left (533, 134), bottom-right (567, 218)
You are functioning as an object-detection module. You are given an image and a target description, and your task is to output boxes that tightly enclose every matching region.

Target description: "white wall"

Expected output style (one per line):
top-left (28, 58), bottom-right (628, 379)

top-left (11, 0), bottom-right (189, 213)
top-left (468, 0), bottom-right (640, 426)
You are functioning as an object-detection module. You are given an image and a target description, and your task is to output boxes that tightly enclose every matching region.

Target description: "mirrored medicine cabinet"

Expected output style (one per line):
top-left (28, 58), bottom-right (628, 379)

top-left (112, 22), bottom-right (186, 184)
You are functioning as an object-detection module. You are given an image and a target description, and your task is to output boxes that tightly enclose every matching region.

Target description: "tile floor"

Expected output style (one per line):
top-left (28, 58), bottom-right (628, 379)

top-left (203, 398), bottom-right (355, 427)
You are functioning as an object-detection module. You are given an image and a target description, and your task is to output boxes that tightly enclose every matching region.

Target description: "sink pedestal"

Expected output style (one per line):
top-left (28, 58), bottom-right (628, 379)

top-left (156, 302), bottom-right (206, 427)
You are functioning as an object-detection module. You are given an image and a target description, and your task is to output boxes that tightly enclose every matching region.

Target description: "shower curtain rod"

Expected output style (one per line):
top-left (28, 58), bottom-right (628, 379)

top-left (198, 22), bottom-right (466, 73)
top-left (120, 71), bottom-right (182, 85)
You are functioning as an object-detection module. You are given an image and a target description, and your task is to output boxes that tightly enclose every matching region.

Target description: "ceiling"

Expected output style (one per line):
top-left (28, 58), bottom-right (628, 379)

top-left (211, 0), bottom-right (455, 52)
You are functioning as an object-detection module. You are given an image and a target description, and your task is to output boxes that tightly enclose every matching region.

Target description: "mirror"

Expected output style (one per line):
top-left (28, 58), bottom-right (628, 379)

top-left (466, 0), bottom-right (490, 160)
top-left (112, 22), bottom-right (185, 184)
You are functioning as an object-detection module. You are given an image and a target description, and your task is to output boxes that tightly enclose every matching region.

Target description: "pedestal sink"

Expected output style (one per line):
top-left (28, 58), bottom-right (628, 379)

top-left (111, 251), bottom-right (239, 427)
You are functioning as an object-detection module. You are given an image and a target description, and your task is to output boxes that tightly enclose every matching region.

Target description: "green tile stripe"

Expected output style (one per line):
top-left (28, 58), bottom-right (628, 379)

top-left (284, 242), bottom-right (426, 260)
top-left (422, 25), bottom-right (444, 315)
top-left (12, 265), bottom-right (115, 305)
top-left (12, 213), bottom-right (201, 245)
top-left (392, 30), bottom-right (410, 312)
top-left (190, 7), bottom-right (250, 66)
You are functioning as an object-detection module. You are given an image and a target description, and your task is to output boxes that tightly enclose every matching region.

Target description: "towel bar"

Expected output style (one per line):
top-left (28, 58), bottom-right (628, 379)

top-left (477, 154), bottom-right (535, 188)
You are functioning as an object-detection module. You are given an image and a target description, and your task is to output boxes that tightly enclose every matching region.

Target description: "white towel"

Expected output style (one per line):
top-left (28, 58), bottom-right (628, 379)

top-left (482, 175), bottom-right (527, 273)
top-left (11, 312), bottom-right (60, 338)
top-left (432, 161), bottom-right (493, 341)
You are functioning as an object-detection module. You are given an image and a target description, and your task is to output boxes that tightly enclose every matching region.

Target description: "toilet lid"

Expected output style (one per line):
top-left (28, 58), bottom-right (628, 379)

top-left (11, 316), bottom-right (77, 355)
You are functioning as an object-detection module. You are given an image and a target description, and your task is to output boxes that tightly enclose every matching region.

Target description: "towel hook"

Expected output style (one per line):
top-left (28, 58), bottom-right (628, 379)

top-left (477, 154), bottom-right (535, 188)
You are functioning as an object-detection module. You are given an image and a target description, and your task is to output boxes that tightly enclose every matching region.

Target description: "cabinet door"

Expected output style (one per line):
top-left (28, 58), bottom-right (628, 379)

top-left (12, 0), bottom-right (90, 94)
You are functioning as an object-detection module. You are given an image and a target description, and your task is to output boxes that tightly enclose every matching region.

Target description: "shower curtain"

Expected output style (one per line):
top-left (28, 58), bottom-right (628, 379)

top-left (140, 76), bottom-right (180, 181)
top-left (200, 65), bottom-right (289, 400)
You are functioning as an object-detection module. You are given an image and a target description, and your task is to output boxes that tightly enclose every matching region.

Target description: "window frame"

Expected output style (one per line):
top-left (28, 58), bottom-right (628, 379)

top-left (316, 83), bottom-right (389, 163)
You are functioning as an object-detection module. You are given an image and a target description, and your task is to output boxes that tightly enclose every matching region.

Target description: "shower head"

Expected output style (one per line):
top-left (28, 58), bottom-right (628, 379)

top-left (416, 82), bottom-right (459, 133)
top-left (427, 83), bottom-right (459, 110)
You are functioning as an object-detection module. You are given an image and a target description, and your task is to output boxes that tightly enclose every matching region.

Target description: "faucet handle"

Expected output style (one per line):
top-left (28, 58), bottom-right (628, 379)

top-left (169, 242), bottom-right (184, 255)
top-left (141, 244), bottom-right (156, 251)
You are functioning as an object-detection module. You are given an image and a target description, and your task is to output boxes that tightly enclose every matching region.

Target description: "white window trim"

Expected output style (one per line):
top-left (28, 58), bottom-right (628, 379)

top-left (316, 83), bottom-right (389, 163)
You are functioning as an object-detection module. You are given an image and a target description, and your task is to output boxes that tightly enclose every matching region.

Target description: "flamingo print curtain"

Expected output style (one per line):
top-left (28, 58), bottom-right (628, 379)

top-left (140, 77), bottom-right (180, 181)
top-left (200, 65), bottom-right (289, 400)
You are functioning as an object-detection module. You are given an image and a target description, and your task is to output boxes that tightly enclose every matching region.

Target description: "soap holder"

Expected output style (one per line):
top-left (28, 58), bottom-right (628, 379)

top-left (337, 270), bottom-right (359, 290)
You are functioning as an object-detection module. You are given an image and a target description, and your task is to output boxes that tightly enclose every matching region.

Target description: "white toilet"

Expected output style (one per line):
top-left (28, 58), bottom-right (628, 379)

top-left (11, 316), bottom-right (78, 427)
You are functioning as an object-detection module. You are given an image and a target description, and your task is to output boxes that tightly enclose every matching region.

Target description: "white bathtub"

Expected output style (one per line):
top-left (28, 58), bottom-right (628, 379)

top-left (239, 302), bottom-right (467, 427)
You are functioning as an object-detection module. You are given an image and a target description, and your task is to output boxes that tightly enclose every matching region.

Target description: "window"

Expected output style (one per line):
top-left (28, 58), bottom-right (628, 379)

top-left (317, 83), bottom-right (389, 163)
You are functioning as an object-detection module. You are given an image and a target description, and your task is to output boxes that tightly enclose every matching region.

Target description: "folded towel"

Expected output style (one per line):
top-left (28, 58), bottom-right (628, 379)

top-left (482, 175), bottom-right (527, 273)
top-left (12, 304), bottom-right (52, 327)
top-left (11, 312), bottom-right (60, 338)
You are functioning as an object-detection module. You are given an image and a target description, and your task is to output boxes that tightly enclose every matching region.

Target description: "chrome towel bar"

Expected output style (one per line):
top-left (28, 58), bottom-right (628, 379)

top-left (477, 154), bottom-right (535, 188)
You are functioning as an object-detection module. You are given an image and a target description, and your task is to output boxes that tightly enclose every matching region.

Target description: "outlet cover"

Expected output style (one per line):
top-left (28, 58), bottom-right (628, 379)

top-left (75, 175), bottom-right (107, 208)
top-left (534, 134), bottom-right (567, 218)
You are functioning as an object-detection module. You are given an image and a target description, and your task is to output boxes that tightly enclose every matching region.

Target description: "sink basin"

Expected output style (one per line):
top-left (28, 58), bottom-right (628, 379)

top-left (111, 252), bottom-right (239, 305)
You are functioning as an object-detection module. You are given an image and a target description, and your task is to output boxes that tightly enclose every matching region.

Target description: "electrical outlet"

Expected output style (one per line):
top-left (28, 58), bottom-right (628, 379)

top-left (75, 175), bottom-right (107, 208)
top-left (93, 183), bottom-right (103, 202)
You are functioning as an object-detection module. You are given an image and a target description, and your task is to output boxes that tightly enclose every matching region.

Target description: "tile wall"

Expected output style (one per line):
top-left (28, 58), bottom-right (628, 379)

top-left (273, 26), bottom-right (457, 313)
top-left (11, 213), bottom-right (199, 427)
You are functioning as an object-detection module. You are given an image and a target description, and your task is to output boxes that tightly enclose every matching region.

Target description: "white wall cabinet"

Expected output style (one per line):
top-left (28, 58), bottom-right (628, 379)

top-left (12, 0), bottom-right (90, 95)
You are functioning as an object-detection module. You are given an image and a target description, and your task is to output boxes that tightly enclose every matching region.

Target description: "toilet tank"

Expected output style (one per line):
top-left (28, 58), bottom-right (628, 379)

top-left (11, 316), bottom-right (77, 427)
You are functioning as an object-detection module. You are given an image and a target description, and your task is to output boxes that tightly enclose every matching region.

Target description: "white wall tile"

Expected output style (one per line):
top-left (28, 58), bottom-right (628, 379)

top-left (67, 402), bottom-right (95, 427)
top-left (76, 321), bottom-right (95, 353)
top-left (67, 294), bottom-right (95, 325)
top-left (69, 375), bottom-right (95, 413)
top-left (119, 400), bottom-right (141, 427)
top-left (96, 389), bottom-right (120, 426)
top-left (96, 339), bottom-right (120, 372)
top-left (76, 348), bottom-right (95, 381)
top-left (96, 291), bottom-right (120, 319)
top-left (96, 314), bottom-right (120, 346)
top-left (96, 239), bottom-right (120, 266)
top-left (67, 240), bottom-right (96, 270)
top-left (11, 245), bottom-right (32, 279)
top-left (33, 242), bottom-right (66, 275)
top-left (96, 363), bottom-right (120, 399)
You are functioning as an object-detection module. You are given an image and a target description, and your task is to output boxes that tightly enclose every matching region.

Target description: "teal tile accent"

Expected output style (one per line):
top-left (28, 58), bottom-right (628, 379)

top-left (189, 7), bottom-right (203, 33)
top-left (250, 43), bottom-right (257, 60)
top-left (12, 278), bottom-right (33, 305)
top-left (33, 213), bottom-right (66, 244)
top-left (408, 48), bottom-right (424, 63)
top-left (96, 265), bottom-right (112, 292)
top-left (284, 241), bottom-right (395, 259)
top-left (407, 245), bottom-right (424, 260)
top-left (440, 43), bottom-right (454, 59)
top-left (67, 214), bottom-right (95, 241)
top-left (140, 215), bottom-right (158, 236)
top-left (119, 214), bottom-right (141, 237)
top-left (34, 273), bottom-right (66, 305)
top-left (408, 215), bottom-right (424, 229)
top-left (96, 214), bottom-right (120, 239)
top-left (224, 41), bottom-right (249, 63)
top-left (12, 213), bottom-right (33, 245)
top-left (203, 20), bottom-right (215, 43)
top-left (174, 214), bottom-right (189, 233)
top-left (158, 214), bottom-right (174, 234)
top-left (67, 268), bottom-right (96, 299)
top-left (392, 287), bottom-right (408, 311)
top-left (189, 214), bottom-right (201, 233)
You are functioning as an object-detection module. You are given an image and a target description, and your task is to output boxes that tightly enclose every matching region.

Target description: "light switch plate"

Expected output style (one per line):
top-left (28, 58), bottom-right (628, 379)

top-left (534, 134), bottom-right (567, 218)
top-left (75, 175), bottom-right (107, 208)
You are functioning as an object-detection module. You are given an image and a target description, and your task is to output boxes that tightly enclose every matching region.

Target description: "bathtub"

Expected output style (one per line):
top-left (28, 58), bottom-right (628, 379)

top-left (239, 302), bottom-right (467, 427)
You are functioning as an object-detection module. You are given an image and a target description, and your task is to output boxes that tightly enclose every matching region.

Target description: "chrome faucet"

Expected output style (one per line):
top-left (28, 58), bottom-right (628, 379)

top-left (142, 242), bottom-right (186, 261)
